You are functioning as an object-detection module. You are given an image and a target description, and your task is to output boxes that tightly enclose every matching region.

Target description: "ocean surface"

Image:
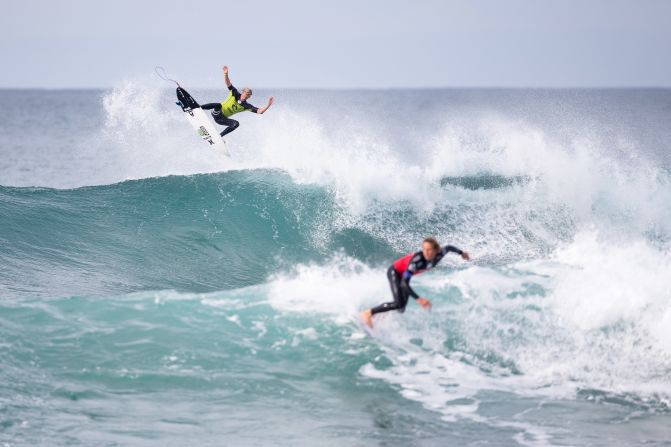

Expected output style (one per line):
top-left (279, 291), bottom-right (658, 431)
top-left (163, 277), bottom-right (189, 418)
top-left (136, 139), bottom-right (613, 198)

top-left (1, 83), bottom-right (671, 446)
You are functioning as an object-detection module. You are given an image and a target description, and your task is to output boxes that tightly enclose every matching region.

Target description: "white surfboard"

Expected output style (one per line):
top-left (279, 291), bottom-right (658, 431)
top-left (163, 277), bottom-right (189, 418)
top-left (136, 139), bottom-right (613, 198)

top-left (351, 314), bottom-right (376, 339)
top-left (176, 87), bottom-right (230, 156)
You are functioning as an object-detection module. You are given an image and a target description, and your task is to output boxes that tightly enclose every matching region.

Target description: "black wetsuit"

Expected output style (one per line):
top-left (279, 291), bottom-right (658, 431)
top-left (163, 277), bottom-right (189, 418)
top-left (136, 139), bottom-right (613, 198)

top-left (371, 245), bottom-right (464, 315)
top-left (201, 85), bottom-right (258, 137)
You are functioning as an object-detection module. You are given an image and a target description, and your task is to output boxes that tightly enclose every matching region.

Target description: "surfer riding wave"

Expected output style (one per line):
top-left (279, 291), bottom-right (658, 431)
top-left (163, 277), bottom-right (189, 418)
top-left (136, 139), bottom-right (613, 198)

top-left (360, 237), bottom-right (470, 328)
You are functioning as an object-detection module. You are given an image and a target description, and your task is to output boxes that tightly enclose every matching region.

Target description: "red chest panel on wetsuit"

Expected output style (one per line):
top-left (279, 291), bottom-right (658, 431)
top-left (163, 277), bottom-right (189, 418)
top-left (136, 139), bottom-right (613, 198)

top-left (393, 253), bottom-right (427, 275)
top-left (392, 253), bottom-right (413, 273)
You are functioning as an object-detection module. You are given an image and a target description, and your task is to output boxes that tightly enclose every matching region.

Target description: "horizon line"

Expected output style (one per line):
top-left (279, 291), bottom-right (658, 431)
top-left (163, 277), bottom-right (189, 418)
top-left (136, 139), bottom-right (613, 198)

top-left (1, 85), bottom-right (671, 91)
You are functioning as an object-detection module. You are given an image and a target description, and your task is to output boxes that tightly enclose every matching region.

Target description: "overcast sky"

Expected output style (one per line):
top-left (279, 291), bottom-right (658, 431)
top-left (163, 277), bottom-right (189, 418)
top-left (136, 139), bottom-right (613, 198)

top-left (1, 0), bottom-right (670, 89)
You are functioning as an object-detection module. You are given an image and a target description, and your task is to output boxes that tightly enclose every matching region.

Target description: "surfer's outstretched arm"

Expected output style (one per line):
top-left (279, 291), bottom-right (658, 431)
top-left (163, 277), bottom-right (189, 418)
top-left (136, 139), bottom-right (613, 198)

top-left (442, 245), bottom-right (470, 261)
top-left (223, 65), bottom-right (232, 88)
top-left (256, 97), bottom-right (274, 114)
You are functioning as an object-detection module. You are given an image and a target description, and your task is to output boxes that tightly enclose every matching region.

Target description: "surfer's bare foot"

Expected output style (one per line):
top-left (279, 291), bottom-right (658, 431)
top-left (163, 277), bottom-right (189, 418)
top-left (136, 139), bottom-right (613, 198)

top-left (360, 309), bottom-right (373, 329)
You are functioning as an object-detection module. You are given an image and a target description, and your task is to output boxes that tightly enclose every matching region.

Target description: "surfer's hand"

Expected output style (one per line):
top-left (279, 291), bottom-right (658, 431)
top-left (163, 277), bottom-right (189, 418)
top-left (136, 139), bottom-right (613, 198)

top-left (268, 97), bottom-right (274, 106)
top-left (461, 251), bottom-right (470, 261)
top-left (417, 297), bottom-right (431, 309)
top-left (223, 66), bottom-right (229, 75)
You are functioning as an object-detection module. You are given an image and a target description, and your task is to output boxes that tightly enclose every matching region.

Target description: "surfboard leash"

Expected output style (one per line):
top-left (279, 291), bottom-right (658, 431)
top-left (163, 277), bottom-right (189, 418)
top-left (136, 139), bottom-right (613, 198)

top-left (154, 66), bottom-right (180, 87)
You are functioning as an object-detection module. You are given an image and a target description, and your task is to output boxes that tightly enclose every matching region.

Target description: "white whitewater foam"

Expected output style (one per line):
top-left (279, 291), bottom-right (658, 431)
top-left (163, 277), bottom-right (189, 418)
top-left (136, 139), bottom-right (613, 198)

top-left (266, 242), bottom-right (671, 439)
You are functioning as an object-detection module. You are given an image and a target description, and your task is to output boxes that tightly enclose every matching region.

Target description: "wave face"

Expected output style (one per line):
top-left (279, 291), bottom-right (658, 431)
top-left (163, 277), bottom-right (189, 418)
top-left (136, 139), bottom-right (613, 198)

top-left (1, 170), bottom-right (383, 297)
top-left (1, 87), bottom-right (671, 446)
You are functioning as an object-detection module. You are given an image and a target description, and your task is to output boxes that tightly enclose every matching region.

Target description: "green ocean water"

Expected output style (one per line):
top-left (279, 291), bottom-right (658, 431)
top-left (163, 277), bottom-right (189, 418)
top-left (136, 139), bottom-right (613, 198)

top-left (1, 87), bottom-right (671, 446)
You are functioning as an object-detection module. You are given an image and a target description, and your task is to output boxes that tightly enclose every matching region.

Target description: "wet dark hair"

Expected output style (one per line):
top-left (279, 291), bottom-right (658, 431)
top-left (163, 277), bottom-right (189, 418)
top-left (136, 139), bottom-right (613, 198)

top-left (422, 237), bottom-right (440, 251)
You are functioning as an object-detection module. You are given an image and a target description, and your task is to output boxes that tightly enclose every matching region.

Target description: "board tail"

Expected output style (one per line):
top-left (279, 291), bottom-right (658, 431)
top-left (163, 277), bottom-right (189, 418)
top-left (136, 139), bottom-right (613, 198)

top-left (351, 314), bottom-right (376, 339)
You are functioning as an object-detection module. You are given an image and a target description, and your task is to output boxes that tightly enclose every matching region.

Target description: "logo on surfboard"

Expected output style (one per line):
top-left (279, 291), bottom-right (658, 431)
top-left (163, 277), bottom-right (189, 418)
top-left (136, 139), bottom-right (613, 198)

top-left (198, 126), bottom-right (215, 145)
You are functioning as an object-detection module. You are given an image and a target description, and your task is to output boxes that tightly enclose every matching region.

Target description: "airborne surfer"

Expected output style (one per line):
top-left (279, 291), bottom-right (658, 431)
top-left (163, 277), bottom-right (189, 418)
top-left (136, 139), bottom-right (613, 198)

top-left (360, 237), bottom-right (470, 329)
top-left (200, 65), bottom-right (274, 138)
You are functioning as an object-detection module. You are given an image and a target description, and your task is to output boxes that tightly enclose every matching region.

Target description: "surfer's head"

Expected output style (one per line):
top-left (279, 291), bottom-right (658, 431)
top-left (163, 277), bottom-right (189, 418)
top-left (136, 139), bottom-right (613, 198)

top-left (422, 237), bottom-right (441, 261)
top-left (241, 88), bottom-right (253, 101)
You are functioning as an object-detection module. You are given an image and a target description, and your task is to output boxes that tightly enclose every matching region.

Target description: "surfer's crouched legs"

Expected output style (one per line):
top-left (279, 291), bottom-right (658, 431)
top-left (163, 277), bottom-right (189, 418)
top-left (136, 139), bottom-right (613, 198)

top-left (360, 266), bottom-right (410, 328)
top-left (201, 103), bottom-right (240, 137)
top-left (372, 266), bottom-right (410, 315)
top-left (215, 116), bottom-right (239, 137)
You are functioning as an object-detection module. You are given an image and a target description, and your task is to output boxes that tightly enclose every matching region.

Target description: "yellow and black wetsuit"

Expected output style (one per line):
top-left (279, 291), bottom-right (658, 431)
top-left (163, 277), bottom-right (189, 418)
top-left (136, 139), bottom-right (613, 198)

top-left (201, 85), bottom-right (258, 137)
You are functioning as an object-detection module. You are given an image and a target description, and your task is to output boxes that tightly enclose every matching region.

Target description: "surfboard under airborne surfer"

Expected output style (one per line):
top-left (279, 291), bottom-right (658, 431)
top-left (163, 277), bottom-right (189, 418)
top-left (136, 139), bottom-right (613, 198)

top-left (359, 237), bottom-right (470, 329)
top-left (200, 65), bottom-right (274, 138)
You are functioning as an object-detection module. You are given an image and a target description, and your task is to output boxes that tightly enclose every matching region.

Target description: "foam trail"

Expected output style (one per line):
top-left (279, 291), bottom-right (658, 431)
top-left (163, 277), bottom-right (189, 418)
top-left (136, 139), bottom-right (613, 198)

top-left (264, 241), bottom-right (671, 440)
